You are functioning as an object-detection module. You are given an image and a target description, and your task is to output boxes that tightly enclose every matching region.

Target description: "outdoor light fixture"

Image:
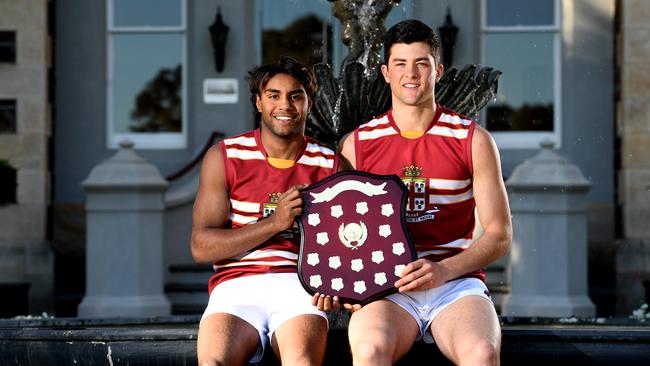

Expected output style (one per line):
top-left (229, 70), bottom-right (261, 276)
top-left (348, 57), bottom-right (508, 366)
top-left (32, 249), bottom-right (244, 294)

top-left (438, 7), bottom-right (458, 68)
top-left (209, 7), bottom-right (229, 73)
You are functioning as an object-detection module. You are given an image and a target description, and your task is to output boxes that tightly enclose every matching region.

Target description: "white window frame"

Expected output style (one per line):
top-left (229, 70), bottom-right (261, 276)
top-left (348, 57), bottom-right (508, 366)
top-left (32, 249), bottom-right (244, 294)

top-left (480, 0), bottom-right (562, 149)
top-left (106, 0), bottom-right (188, 149)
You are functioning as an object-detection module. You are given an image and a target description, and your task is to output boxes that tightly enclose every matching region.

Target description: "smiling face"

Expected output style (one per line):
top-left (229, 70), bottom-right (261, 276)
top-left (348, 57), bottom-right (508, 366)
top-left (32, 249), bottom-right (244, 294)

top-left (255, 73), bottom-right (311, 140)
top-left (381, 41), bottom-right (443, 108)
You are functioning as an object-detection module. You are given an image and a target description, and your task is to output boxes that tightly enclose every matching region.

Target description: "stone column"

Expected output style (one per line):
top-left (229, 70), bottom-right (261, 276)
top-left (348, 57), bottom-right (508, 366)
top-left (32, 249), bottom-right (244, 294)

top-left (0, 0), bottom-right (53, 315)
top-left (502, 143), bottom-right (595, 317)
top-left (77, 141), bottom-right (171, 317)
top-left (616, 0), bottom-right (650, 316)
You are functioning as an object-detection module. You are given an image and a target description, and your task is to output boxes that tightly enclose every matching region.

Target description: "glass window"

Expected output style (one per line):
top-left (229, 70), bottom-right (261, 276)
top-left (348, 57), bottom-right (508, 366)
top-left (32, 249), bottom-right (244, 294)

top-left (259, 0), bottom-right (336, 69)
top-left (0, 160), bottom-right (17, 205)
top-left (112, 0), bottom-right (182, 27)
top-left (482, 0), bottom-right (560, 148)
top-left (112, 34), bottom-right (182, 134)
top-left (0, 99), bottom-right (16, 133)
top-left (107, 0), bottom-right (186, 149)
top-left (0, 31), bottom-right (16, 63)
top-left (256, 0), bottom-right (412, 74)
top-left (484, 33), bottom-right (554, 132)
top-left (486, 0), bottom-right (554, 27)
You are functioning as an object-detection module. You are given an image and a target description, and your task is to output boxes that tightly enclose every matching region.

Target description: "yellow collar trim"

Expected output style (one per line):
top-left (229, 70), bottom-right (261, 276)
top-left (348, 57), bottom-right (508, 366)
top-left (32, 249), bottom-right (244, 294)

top-left (400, 130), bottom-right (425, 139)
top-left (267, 157), bottom-right (295, 169)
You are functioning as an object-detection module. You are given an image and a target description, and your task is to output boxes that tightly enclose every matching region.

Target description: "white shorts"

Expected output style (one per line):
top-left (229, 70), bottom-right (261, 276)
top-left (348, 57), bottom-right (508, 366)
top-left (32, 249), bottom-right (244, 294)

top-left (200, 272), bottom-right (327, 363)
top-left (386, 277), bottom-right (492, 343)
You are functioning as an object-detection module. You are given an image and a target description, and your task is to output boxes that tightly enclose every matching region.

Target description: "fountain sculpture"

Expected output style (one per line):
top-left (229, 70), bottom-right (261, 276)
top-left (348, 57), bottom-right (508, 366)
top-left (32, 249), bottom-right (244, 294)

top-left (307, 0), bottom-right (502, 147)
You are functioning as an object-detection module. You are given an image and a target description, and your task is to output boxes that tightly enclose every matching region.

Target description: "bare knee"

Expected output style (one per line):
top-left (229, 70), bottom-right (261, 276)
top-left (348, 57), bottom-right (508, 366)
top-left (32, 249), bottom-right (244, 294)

top-left (197, 358), bottom-right (226, 366)
top-left (351, 340), bottom-right (392, 366)
top-left (273, 315), bottom-right (327, 366)
top-left (461, 339), bottom-right (499, 366)
top-left (276, 344), bottom-right (325, 366)
top-left (198, 351), bottom-right (244, 366)
top-left (278, 354), bottom-right (320, 366)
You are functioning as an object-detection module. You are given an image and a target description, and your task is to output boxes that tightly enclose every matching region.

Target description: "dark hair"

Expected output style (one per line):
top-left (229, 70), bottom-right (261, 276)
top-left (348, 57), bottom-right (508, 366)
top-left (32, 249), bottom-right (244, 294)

top-left (247, 56), bottom-right (317, 122)
top-left (383, 19), bottom-right (441, 65)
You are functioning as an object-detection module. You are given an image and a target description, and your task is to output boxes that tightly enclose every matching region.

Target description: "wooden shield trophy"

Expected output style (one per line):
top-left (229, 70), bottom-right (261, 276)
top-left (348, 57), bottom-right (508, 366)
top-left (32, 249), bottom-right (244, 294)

top-left (298, 171), bottom-right (417, 305)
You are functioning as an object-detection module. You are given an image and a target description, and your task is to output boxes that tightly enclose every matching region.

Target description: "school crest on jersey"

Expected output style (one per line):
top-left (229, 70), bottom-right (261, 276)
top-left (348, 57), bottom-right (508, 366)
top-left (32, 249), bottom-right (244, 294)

top-left (263, 192), bottom-right (281, 217)
top-left (401, 164), bottom-right (440, 223)
top-left (297, 171), bottom-right (417, 305)
top-left (264, 192), bottom-right (299, 239)
top-left (401, 164), bottom-right (426, 211)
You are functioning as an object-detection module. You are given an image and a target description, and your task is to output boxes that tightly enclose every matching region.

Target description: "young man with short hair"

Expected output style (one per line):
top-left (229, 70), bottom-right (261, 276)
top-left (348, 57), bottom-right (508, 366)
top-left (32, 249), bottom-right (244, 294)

top-left (192, 56), bottom-right (343, 366)
top-left (336, 20), bottom-right (512, 365)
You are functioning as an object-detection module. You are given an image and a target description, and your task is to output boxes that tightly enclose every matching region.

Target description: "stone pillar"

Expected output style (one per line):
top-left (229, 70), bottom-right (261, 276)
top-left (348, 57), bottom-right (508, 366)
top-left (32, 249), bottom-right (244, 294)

top-left (616, 0), bottom-right (650, 316)
top-left (77, 141), bottom-right (171, 317)
top-left (0, 0), bottom-right (53, 315)
top-left (502, 143), bottom-right (595, 317)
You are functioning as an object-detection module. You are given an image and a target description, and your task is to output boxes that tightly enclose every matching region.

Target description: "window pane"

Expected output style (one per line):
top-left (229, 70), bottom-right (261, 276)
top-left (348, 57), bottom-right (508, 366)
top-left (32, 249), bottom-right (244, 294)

top-left (0, 31), bottom-right (16, 63)
top-left (112, 33), bottom-right (182, 134)
top-left (113, 0), bottom-right (182, 27)
top-left (0, 160), bottom-right (17, 204)
top-left (260, 0), bottom-right (411, 69)
top-left (484, 32), bottom-right (554, 132)
top-left (0, 99), bottom-right (16, 133)
top-left (261, 0), bottom-right (334, 67)
top-left (486, 0), bottom-right (554, 27)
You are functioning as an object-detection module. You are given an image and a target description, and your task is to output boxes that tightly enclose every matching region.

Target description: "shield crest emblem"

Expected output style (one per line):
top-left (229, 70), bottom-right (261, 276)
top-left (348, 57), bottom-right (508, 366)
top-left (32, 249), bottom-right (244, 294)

top-left (298, 171), bottom-right (417, 305)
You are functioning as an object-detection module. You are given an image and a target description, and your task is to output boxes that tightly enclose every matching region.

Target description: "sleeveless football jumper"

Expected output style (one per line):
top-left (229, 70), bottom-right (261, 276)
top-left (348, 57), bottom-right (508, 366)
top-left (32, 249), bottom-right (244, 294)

top-left (354, 105), bottom-right (484, 281)
top-left (208, 128), bottom-right (339, 293)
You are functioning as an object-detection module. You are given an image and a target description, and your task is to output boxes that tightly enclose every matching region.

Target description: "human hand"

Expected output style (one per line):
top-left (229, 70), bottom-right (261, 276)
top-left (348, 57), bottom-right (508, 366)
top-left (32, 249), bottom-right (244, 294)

top-left (342, 303), bottom-right (363, 313)
top-left (311, 293), bottom-right (340, 312)
top-left (394, 258), bottom-right (452, 293)
top-left (311, 293), bottom-right (362, 313)
top-left (270, 184), bottom-right (308, 232)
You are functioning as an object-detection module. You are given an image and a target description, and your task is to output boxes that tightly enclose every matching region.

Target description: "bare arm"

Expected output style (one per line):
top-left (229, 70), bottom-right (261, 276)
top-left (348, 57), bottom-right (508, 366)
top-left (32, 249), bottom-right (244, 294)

top-left (395, 126), bottom-right (512, 292)
top-left (338, 131), bottom-right (356, 169)
top-left (190, 145), bottom-right (306, 264)
top-left (336, 153), bottom-right (353, 172)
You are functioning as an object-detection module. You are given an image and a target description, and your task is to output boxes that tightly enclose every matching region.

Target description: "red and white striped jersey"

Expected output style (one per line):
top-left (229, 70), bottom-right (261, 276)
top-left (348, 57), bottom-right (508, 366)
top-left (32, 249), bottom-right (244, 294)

top-left (208, 129), bottom-right (340, 293)
top-left (354, 105), bottom-right (484, 281)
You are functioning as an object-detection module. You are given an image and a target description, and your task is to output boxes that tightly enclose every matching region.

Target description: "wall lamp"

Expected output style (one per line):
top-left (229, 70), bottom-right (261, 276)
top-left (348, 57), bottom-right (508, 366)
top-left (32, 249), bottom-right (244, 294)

top-left (438, 7), bottom-right (458, 68)
top-left (209, 7), bottom-right (229, 73)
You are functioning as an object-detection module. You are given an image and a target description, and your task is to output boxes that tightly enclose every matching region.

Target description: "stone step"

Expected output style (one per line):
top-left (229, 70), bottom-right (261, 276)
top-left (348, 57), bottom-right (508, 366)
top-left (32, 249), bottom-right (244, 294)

top-left (1, 317), bottom-right (649, 365)
top-left (486, 274), bottom-right (509, 287)
top-left (168, 264), bottom-right (213, 285)
top-left (485, 267), bottom-right (509, 286)
top-left (172, 303), bottom-right (205, 315)
top-left (165, 283), bottom-right (209, 310)
top-left (166, 264), bottom-right (212, 315)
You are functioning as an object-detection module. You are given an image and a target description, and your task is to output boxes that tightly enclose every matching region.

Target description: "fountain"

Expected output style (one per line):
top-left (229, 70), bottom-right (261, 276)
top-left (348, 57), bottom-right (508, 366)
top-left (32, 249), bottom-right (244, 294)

top-left (307, 0), bottom-right (502, 147)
